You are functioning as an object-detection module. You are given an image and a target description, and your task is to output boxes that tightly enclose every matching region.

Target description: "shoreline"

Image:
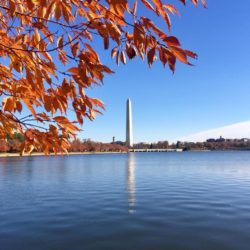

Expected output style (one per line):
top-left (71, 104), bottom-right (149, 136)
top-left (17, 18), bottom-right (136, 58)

top-left (0, 151), bottom-right (127, 158)
top-left (1, 149), bottom-right (249, 158)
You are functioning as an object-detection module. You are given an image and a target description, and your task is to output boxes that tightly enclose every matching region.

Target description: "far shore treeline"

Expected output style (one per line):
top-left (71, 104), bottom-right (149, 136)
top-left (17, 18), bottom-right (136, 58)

top-left (1, 133), bottom-right (250, 154)
top-left (0, 133), bottom-right (128, 153)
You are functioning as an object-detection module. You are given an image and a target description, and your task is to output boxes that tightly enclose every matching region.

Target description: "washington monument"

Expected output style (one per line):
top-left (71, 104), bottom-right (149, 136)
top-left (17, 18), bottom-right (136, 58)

top-left (126, 98), bottom-right (133, 147)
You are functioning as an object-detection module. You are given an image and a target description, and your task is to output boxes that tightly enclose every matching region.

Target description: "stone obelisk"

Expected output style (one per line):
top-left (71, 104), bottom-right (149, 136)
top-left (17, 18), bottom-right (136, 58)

top-left (126, 98), bottom-right (133, 148)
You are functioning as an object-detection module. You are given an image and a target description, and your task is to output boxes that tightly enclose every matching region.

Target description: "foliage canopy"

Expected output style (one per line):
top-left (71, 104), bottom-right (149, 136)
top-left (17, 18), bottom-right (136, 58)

top-left (0, 0), bottom-right (206, 154)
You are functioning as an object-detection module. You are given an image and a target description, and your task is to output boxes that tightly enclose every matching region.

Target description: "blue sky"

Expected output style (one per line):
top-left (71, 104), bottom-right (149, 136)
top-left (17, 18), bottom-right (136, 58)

top-left (3, 1), bottom-right (247, 143)
top-left (80, 0), bottom-right (250, 143)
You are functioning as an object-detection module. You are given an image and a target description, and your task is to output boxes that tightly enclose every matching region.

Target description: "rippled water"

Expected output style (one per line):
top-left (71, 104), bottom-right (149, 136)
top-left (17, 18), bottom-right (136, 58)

top-left (1, 152), bottom-right (250, 250)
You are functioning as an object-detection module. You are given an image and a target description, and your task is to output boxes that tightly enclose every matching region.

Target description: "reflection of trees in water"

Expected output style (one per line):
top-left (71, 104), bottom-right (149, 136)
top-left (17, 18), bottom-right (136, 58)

top-left (127, 153), bottom-right (136, 213)
top-left (0, 156), bottom-right (32, 176)
top-left (0, 156), bottom-right (70, 182)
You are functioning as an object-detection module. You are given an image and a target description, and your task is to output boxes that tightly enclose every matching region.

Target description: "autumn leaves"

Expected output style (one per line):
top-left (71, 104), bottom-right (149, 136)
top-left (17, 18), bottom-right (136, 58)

top-left (105, 0), bottom-right (203, 69)
top-left (0, 0), bottom-right (205, 154)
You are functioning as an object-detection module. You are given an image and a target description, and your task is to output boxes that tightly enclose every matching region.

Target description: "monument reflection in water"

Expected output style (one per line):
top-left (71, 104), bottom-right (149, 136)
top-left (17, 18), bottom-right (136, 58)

top-left (127, 153), bottom-right (136, 213)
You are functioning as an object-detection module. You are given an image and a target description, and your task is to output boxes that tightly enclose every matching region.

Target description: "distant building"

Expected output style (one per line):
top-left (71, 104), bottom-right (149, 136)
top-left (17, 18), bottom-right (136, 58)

top-left (207, 136), bottom-right (225, 143)
top-left (82, 138), bottom-right (91, 142)
top-left (216, 136), bottom-right (225, 142)
top-left (241, 138), bottom-right (250, 142)
top-left (115, 141), bottom-right (125, 146)
top-left (206, 138), bottom-right (216, 143)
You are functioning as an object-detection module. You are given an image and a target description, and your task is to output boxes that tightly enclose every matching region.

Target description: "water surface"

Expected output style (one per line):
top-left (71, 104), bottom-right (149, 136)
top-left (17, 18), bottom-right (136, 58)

top-left (1, 152), bottom-right (250, 250)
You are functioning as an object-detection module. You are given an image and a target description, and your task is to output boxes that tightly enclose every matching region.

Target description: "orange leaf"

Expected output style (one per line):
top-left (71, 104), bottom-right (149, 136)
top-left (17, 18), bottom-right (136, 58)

top-left (147, 47), bottom-right (156, 67)
top-left (111, 47), bottom-right (117, 58)
top-left (141, 0), bottom-right (155, 12)
top-left (57, 36), bottom-right (64, 49)
top-left (170, 46), bottom-right (188, 64)
top-left (9, 0), bottom-right (16, 15)
top-left (104, 35), bottom-right (109, 50)
top-left (132, 0), bottom-right (137, 15)
top-left (120, 51), bottom-right (126, 64)
top-left (2, 97), bottom-right (14, 112)
top-left (23, 99), bottom-right (37, 117)
top-left (16, 101), bottom-right (22, 113)
top-left (163, 36), bottom-right (181, 47)
top-left (163, 4), bottom-right (180, 16)
top-left (71, 42), bottom-right (80, 57)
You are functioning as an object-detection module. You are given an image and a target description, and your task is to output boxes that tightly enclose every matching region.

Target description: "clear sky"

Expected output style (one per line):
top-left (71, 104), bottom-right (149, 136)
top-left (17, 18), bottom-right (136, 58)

top-left (80, 0), bottom-right (250, 143)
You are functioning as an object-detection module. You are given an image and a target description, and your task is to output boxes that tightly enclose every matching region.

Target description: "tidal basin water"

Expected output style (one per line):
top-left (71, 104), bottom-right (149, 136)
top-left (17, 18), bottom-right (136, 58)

top-left (1, 152), bottom-right (250, 250)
